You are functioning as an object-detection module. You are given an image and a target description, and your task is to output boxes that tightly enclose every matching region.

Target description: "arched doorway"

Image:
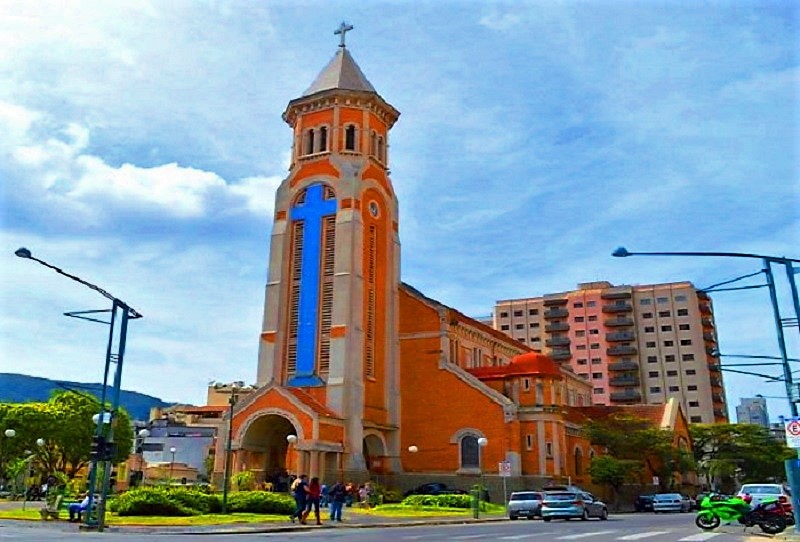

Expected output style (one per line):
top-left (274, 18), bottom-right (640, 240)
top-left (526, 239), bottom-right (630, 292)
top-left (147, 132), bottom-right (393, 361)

top-left (363, 433), bottom-right (386, 475)
top-left (238, 414), bottom-right (297, 489)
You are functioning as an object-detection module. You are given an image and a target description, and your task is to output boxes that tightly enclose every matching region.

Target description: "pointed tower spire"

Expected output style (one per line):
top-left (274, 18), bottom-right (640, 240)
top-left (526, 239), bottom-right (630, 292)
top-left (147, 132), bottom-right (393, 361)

top-left (302, 48), bottom-right (376, 97)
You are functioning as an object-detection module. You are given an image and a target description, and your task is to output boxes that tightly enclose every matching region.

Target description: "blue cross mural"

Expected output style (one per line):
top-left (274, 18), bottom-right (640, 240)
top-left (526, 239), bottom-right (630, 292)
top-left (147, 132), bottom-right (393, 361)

top-left (288, 183), bottom-right (337, 387)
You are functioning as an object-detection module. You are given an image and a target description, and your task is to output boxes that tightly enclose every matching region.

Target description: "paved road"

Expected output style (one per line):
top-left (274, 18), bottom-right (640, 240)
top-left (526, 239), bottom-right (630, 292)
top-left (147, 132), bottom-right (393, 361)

top-left (0, 512), bottom-right (786, 541)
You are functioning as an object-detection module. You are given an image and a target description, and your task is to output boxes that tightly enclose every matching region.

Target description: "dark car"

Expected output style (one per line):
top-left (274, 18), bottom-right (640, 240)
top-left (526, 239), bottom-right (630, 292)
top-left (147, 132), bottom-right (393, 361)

top-left (634, 494), bottom-right (655, 512)
top-left (404, 482), bottom-right (465, 497)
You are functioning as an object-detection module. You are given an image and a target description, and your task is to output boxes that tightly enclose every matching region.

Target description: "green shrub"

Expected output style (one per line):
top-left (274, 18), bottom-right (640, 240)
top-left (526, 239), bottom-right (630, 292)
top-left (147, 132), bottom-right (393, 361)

top-left (401, 494), bottom-right (473, 508)
top-left (232, 471), bottom-right (256, 491)
top-left (382, 488), bottom-right (404, 503)
top-left (165, 487), bottom-right (221, 514)
top-left (227, 491), bottom-right (294, 514)
top-left (109, 487), bottom-right (196, 516)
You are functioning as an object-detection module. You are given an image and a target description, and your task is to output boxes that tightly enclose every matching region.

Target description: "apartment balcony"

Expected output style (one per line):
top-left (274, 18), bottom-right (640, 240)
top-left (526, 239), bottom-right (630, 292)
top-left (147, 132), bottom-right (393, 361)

top-left (543, 296), bottom-right (569, 306)
top-left (545, 322), bottom-right (570, 333)
top-left (606, 331), bottom-right (635, 342)
top-left (602, 304), bottom-right (633, 314)
top-left (703, 332), bottom-right (716, 342)
top-left (609, 375), bottom-right (640, 387)
top-left (714, 408), bottom-right (727, 418)
top-left (607, 345), bottom-right (638, 356)
top-left (712, 393), bottom-right (724, 403)
top-left (601, 289), bottom-right (632, 300)
top-left (605, 318), bottom-right (634, 327)
top-left (546, 337), bottom-right (571, 347)
top-left (706, 347), bottom-right (719, 356)
top-left (610, 390), bottom-right (642, 403)
top-left (551, 349), bottom-right (572, 361)
top-left (708, 363), bottom-right (721, 373)
top-left (609, 360), bottom-right (639, 372)
top-left (699, 303), bottom-right (712, 314)
top-left (701, 318), bottom-right (713, 328)
top-left (544, 308), bottom-right (569, 319)
top-left (710, 376), bottom-right (723, 388)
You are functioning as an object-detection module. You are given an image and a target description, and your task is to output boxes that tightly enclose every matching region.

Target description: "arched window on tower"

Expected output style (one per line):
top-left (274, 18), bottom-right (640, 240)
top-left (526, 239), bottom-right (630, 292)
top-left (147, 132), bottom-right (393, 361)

top-left (305, 129), bottom-right (315, 155)
top-left (535, 382), bottom-right (544, 405)
top-left (460, 436), bottom-right (480, 469)
top-left (319, 126), bottom-right (328, 152)
top-left (345, 125), bottom-right (357, 151)
top-left (574, 447), bottom-right (583, 476)
top-left (377, 136), bottom-right (385, 163)
top-left (370, 131), bottom-right (377, 157)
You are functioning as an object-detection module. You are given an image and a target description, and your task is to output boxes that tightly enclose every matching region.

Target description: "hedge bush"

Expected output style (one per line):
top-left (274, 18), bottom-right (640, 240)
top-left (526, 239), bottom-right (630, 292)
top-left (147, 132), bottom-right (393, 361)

top-left (401, 494), bottom-right (473, 508)
top-left (227, 491), bottom-right (294, 514)
top-left (109, 487), bottom-right (197, 516)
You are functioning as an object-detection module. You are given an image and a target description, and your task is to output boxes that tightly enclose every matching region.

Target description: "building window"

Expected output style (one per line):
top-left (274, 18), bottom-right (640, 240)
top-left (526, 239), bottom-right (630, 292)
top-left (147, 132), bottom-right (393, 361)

top-left (530, 322), bottom-right (540, 328)
top-left (648, 371), bottom-right (659, 377)
top-left (529, 309), bottom-right (538, 316)
top-left (640, 299), bottom-right (652, 305)
top-left (590, 343), bottom-right (600, 350)
top-left (305, 128), bottom-right (316, 155)
top-left (691, 416), bottom-right (703, 423)
top-left (515, 324), bottom-right (524, 330)
top-left (514, 310), bottom-right (523, 317)
top-left (574, 302), bottom-right (584, 308)
top-left (665, 355), bottom-right (676, 362)
top-left (650, 386), bottom-right (661, 393)
top-left (319, 126), bottom-right (328, 151)
top-left (679, 324), bottom-right (691, 330)
top-left (643, 312), bottom-right (653, 319)
top-left (518, 337), bottom-right (526, 342)
top-left (531, 336), bottom-right (541, 342)
top-left (646, 341), bottom-right (656, 348)
top-left (526, 434), bottom-right (533, 450)
top-left (680, 339), bottom-right (692, 346)
top-left (645, 326), bottom-right (655, 333)
top-left (669, 386), bottom-right (680, 392)
top-left (588, 315), bottom-right (598, 322)
top-left (587, 301), bottom-right (596, 307)
top-left (659, 311), bottom-right (671, 317)
top-left (460, 436), bottom-right (480, 468)
top-left (661, 325), bottom-right (673, 332)
top-left (591, 358), bottom-right (602, 364)
top-left (675, 295), bottom-right (688, 302)
top-left (592, 372), bottom-right (603, 379)
top-left (688, 385), bottom-right (698, 391)
top-left (677, 308), bottom-right (689, 316)
top-left (686, 369), bottom-right (696, 375)
top-left (657, 297), bottom-right (668, 304)
top-left (576, 330), bottom-right (585, 337)
top-left (523, 378), bottom-right (530, 391)
top-left (593, 388), bottom-right (603, 394)
top-left (574, 447), bottom-right (583, 475)
top-left (667, 370), bottom-right (678, 377)
top-left (546, 442), bottom-right (553, 457)
top-left (577, 358), bottom-right (588, 365)
top-left (576, 344), bottom-right (587, 350)
top-left (647, 356), bottom-right (657, 363)
top-left (575, 316), bottom-right (585, 322)
top-left (345, 125), bottom-right (357, 151)
top-left (500, 312), bottom-right (508, 318)
top-left (664, 340), bottom-right (674, 347)
top-left (689, 401), bottom-right (700, 407)
top-left (682, 353), bottom-right (695, 361)
top-left (500, 325), bottom-right (509, 331)
top-left (589, 329), bottom-right (599, 335)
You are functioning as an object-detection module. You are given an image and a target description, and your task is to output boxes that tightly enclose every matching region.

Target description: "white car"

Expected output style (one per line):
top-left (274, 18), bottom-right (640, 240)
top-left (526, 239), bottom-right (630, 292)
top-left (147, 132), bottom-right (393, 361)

top-left (652, 493), bottom-right (691, 513)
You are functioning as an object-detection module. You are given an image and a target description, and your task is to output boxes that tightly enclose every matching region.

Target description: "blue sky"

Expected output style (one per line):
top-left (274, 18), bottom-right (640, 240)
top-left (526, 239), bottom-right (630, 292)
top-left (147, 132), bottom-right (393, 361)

top-left (1, 1), bottom-right (798, 419)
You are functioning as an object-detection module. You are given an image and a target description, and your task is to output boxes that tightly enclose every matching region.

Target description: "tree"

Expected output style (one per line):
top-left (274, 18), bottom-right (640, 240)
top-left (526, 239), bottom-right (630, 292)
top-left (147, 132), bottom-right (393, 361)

top-left (588, 455), bottom-right (641, 511)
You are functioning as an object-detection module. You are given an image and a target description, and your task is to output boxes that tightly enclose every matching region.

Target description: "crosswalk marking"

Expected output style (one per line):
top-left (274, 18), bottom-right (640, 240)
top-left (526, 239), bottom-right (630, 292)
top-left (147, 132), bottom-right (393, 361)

top-left (618, 531), bottom-right (672, 540)
top-left (500, 533), bottom-right (560, 540)
top-left (677, 533), bottom-right (721, 542)
top-left (452, 535), bottom-right (494, 540)
top-left (557, 531), bottom-right (617, 540)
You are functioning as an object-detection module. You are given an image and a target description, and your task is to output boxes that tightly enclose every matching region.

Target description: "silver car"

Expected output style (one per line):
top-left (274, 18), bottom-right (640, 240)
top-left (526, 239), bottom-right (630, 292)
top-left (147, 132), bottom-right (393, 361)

top-left (507, 491), bottom-right (543, 520)
top-left (652, 493), bottom-right (690, 513)
top-left (541, 491), bottom-right (609, 521)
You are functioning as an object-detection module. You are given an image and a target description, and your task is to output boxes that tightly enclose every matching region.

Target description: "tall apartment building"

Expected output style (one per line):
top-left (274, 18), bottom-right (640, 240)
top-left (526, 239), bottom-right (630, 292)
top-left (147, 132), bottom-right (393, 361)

top-left (493, 281), bottom-right (728, 424)
top-left (736, 397), bottom-right (770, 427)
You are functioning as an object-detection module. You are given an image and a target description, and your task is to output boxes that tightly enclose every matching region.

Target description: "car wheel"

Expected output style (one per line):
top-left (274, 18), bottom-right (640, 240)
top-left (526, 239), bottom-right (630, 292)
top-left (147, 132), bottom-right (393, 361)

top-left (600, 508), bottom-right (608, 521)
top-left (543, 517), bottom-right (551, 522)
top-left (509, 515), bottom-right (518, 520)
top-left (527, 515), bottom-right (535, 520)
top-left (581, 509), bottom-right (589, 521)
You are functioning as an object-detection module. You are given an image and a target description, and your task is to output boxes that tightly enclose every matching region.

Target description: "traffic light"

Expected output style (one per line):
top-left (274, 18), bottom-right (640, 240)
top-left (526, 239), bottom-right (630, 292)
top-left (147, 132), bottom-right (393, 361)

top-left (90, 435), bottom-right (106, 461)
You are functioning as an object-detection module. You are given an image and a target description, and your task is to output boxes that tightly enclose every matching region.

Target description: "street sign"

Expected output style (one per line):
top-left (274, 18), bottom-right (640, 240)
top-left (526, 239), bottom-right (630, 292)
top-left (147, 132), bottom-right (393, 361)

top-left (785, 418), bottom-right (800, 448)
top-left (499, 461), bottom-right (511, 477)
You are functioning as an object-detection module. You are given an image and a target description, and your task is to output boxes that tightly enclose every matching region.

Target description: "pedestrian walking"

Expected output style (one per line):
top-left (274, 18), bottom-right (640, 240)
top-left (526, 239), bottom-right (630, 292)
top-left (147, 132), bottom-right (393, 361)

top-left (329, 480), bottom-right (346, 521)
top-left (301, 476), bottom-right (322, 525)
top-left (289, 474), bottom-right (308, 524)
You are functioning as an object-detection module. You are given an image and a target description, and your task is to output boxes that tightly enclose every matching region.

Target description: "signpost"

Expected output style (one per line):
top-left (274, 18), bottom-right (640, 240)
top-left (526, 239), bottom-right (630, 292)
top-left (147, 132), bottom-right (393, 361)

top-left (785, 418), bottom-right (800, 449)
top-left (784, 418), bottom-right (800, 533)
top-left (499, 460), bottom-right (511, 508)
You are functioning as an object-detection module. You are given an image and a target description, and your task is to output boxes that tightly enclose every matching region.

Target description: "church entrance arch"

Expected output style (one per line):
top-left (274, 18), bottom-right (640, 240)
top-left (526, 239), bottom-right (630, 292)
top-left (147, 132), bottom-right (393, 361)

top-left (237, 413), bottom-right (298, 490)
top-left (363, 433), bottom-right (387, 475)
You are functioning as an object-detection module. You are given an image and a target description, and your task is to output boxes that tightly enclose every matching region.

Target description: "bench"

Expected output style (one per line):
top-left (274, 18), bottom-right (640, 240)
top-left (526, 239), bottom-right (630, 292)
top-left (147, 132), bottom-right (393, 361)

top-left (39, 495), bottom-right (64, 521)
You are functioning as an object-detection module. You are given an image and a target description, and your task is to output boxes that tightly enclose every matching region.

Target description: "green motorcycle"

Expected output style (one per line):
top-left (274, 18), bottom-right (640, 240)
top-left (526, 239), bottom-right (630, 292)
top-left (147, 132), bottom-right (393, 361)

top-left (695, 494), bottom-right (787, 534)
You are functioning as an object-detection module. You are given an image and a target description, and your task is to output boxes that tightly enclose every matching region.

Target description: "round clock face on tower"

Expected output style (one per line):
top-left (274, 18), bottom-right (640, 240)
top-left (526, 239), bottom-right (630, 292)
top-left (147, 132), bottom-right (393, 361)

top-left (368, 201), bottom-right (379, 217)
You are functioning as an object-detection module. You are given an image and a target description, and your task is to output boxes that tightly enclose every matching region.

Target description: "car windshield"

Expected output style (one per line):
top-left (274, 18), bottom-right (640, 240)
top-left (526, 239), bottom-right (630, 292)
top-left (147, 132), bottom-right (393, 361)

top-left (545, 492), bottom-right (577, 501)
top-left (510, 492), bottom-right (541, 501)
top-left (740, 485), bottom-right (782, 495)
top-left (655, 494), bottom-right (682, 500)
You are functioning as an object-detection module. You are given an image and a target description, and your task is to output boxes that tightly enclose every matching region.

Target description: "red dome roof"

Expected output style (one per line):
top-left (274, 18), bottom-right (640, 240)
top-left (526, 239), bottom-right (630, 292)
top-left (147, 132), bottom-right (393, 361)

top-left (508, 352), bottom-right (562, 376)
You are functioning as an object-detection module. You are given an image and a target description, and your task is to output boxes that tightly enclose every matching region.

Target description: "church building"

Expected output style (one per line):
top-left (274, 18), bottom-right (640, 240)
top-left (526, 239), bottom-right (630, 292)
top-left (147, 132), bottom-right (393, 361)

top-left (212, 27), bottom-right (689, 493)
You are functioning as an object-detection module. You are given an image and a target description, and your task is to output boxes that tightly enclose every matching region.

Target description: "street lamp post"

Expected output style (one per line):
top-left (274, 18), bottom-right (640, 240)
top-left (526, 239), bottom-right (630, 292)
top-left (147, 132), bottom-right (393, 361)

top-left (218, 383), bottom-right (241, 514)
top-left (1, 429), bottom-right (15, 490)
top-left (14, 248), bottom-right (141, 532)
top-left (476, 437), bottom-right (488, 519)
top-left (169, 447), bottom-right (177, 480)
top-left (21, 439), bottom-right (44, 512)
top-left (286, 434), bottom-right (298, 480)
top-left (136, 429), bottom-right (150, 487)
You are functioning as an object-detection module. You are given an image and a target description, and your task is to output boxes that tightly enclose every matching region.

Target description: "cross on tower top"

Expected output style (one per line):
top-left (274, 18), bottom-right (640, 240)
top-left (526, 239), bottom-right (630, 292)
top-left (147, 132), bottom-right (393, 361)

top-left (334, 21), bottom-right (354, 48)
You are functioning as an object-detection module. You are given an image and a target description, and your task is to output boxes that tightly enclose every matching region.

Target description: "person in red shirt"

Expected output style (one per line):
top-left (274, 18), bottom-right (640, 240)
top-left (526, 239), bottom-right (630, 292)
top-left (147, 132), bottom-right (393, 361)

top-left (302, 477), bottom-right (322, 525)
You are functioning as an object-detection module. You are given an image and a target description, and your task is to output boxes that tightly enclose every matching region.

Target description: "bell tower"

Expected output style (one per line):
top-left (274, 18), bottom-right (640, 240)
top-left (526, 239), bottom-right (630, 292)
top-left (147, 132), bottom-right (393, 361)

top-left (256, 25), bottom-right (402, 473)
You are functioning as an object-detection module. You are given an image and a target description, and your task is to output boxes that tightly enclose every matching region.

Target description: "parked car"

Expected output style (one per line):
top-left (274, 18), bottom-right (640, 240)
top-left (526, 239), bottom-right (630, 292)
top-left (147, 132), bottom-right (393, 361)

top-left (737, 483), bottom-right (793, 524)
top-left (634, 494), bottom-right (655, 512)
top-left (507, 491), bottom-right (544, 520)
top-left (685, 495), bottom-right (698, 511)
top-left (403, 482), bottom-right (465, 497)
top-left (541, 490), bottom-right (609, 521)
top-left (652, 493), bottom-right (691, 513)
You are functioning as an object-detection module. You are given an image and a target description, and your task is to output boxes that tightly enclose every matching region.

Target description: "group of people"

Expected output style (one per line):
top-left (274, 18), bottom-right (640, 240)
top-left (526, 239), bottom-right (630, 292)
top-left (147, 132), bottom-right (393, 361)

top-left (289, 475), bottom-right (374, 525)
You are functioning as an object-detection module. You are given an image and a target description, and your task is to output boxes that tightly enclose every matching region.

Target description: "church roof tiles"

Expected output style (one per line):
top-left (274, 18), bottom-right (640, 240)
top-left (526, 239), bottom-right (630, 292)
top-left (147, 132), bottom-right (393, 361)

top-left (302, 47), bottom-right (376, 97)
